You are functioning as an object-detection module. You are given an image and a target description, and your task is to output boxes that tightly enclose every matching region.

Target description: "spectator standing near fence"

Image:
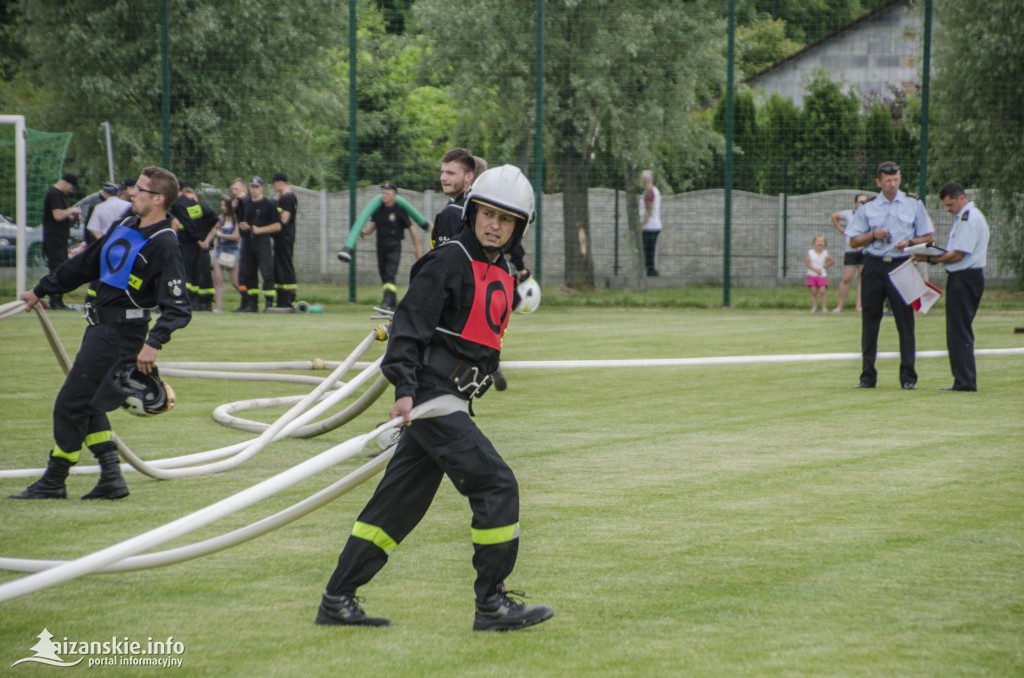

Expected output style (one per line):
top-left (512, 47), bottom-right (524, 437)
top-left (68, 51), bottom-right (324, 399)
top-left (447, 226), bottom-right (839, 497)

top-left (639, 170), bottom-right (662, 277)
top-left (846, 162), bottom-right (934, 390)
top-left (272, 173), bottom-right (298, 308)
top-left (805, 234), bottom-right (835, 313)
top-left (41, 173), bottom-right (82, 310)
top-left (237, 177), bottom-right (280, 312)
top-left (831, 193), bottom-right (867, 312)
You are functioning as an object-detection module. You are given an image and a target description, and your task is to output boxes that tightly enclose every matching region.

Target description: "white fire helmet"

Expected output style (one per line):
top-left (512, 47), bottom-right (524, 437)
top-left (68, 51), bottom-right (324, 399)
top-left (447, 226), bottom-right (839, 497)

top-left (116, 365), bottom-right (176, 417)
top-left (514, 277), bottom-right (542, 314)
top-left (462, 165), bottom-right (535, 254)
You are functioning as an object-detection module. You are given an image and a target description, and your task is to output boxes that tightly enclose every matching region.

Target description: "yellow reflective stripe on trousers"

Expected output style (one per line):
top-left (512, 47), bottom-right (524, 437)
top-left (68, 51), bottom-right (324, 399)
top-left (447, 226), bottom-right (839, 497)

top-left (84, 431), bottom-right (112, 448)
top-left (351, 521), bottom-right (398, 555)
top-left (472, 523), bottom-right (520, 546)
top-left (382, 282), bottom-right (398, 293)
top-left (51, 445), bottom-right (81, 463)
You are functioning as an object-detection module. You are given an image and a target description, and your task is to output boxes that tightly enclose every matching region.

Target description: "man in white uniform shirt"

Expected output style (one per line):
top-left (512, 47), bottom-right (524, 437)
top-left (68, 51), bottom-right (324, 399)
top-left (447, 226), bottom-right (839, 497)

top-left (915, 181), bottom-right (990, 392)
top-left (846, 162), bottom-right (934, 390)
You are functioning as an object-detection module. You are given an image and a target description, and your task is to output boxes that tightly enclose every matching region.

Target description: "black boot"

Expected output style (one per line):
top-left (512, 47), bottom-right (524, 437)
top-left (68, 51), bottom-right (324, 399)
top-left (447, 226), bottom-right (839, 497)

top-left (315, 593), bottom-right (392, 627)
top-left (81, 447), bottom-right (129, 500)
top-left (48, 295), bottom-right (71, 311)
top-left (473, 587), bottom-right (553, 632)
top-left (381, 290), bottom-right (397, 311)
top-left (10, 455), bottom-right (72, 499)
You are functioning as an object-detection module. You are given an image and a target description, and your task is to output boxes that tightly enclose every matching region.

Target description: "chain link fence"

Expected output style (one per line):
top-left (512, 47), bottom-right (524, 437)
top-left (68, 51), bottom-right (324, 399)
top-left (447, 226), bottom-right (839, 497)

top-left (2, 0), bottom-right (1020, 294)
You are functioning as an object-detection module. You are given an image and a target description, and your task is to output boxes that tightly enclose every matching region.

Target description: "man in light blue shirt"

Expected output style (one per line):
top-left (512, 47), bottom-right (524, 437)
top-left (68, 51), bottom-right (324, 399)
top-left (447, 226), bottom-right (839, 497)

top-left (846, 162), bottom-right (934, 389)
top-left (915, 181), bottom-right (990, 391)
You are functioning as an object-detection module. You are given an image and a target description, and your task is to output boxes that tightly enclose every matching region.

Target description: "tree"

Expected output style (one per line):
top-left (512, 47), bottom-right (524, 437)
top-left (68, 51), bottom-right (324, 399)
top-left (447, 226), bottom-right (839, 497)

top-left (930, 0), bottom-right (1024, 283)
top-left (415, 0), bottom-right (723, 288)
top-left (1, 0), bottom-right (343, 189)
top-left (757, 93), bottom-right (801, 195)
top-left (794, 72), bottom-right (861, 193)
top-left (713, 86), bottom-right (759, 192)
top-left (736, 17), bottom-right (802, 77)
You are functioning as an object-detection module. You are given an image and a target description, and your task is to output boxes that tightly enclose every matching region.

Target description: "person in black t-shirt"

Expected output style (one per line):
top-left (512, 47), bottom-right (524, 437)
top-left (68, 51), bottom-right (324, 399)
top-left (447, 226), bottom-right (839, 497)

top-left (41, 173), bottom-right (82, 310)
top-left (272, 172), bottom-right (299, 308)
top-left (360, 182), bottom-right (422, 310)
top-left (237, 177), bottom-right (280, 311)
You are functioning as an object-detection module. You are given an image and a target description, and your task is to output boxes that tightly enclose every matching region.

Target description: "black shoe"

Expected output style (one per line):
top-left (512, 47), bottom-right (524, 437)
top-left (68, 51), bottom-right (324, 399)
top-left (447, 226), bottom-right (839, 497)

top-left (473, 588), bottom-right (553, 632)
top-left (48, 300), bottom-right (72, 311)
top-left (940, 386), bottom-right (976, 392)
top-left (10, 481), bottom-right (67, 499)
top-left (492, 367), bottom-right (507, 392)
top-left (315, 593), bottom-right (392, 627)
top-left (10, 457), bottom-right (72, 499)
top-left (901, 382), bottom-right (916, 390)
top-left (81, 475), bottom-right (129, 500)
top-left (854, 382), bottom-right (875, 389)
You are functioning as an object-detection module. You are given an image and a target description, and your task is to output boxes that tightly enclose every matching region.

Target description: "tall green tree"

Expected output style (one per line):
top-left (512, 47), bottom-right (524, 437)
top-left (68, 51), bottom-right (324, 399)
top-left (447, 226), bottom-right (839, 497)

top-left (930, 0), bottom-right (1024, 283)
top-left (1, 0), bottom-right (343, 189)
top-left (794, 72), bottom-right (861, 193)
top-left (757, 93), bottom-right (801, 195)
top-left (416, 0), bottom-right (723, 288)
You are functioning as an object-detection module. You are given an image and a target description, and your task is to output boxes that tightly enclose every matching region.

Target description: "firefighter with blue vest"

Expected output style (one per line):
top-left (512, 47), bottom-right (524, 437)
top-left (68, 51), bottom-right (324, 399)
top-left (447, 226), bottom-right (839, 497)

top-left (316, 165), bottom-right (553, 632)
top-left (13, 167), bottom-right (192, 501)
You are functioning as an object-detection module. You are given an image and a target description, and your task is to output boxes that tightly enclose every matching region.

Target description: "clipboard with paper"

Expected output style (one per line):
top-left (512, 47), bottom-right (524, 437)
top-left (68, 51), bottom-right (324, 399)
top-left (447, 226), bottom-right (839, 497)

top-left (903, 242), bottom-right (947, 257)
top-left (887, 258), bottom-right (943, 314)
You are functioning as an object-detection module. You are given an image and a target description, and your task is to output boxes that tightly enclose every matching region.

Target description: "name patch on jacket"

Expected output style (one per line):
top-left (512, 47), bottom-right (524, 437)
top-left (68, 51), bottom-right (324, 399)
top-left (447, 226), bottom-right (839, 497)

top-left (461, 260), bottom-right (514, 350)
top-left (100, 223), bottom-right (148, 290)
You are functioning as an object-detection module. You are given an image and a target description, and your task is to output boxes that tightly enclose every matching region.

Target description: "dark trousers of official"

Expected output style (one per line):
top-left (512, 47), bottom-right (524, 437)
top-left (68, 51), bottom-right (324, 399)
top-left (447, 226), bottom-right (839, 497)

top-left (273, 228), bottom-right (296, 305)
top-left (43, 234), bottom-right (69, 303)
top-left (326, 410), bottom-right (520, 603)
top-left (945, 268), bottom-right (984, 390)
top-left (53, 322), bottom-right (147, 455)
top-left (642, 231), bottom-right (659, 274)
top-left (238, 233), bottom-right (276, 299)
top-left (860, 256), bottom-right (917, 386)
top-left (376, 239), bottom-right (402, 285)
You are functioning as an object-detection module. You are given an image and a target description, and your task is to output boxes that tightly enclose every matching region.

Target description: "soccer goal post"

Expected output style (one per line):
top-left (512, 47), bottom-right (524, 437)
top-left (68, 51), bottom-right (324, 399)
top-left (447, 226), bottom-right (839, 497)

top-left (0, 115), bottom-right (28, 294)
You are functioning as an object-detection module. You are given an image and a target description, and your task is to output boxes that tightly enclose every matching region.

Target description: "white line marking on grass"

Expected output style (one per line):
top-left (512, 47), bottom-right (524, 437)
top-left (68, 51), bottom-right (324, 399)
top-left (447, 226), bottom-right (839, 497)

top-left (500, 348), bottom-right (1024, 369)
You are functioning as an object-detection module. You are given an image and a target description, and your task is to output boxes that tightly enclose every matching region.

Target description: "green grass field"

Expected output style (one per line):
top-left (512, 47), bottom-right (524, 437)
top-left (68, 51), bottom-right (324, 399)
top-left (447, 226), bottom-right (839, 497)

top-left (1, 284), bottom-right (1022, 676)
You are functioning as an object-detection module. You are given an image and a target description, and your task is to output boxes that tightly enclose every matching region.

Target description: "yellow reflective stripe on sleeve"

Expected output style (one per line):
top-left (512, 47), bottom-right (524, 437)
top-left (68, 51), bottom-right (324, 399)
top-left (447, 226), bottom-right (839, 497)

top-left (351, 521), bottom-right (398, 555)
top-left (186, 204), bottom-right (204, 219)
top-left (471, 523), bottom-right (520, 546)
top-left (51, 445), bottom-right (81, 463)
top-left (129, 274), bottom-right (143, 290)
top-left (84, 431), bottom-right (112, 448)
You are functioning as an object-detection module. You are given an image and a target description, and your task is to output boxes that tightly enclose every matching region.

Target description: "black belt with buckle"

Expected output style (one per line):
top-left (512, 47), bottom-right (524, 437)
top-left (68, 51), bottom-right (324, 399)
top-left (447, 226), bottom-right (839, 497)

top-left (84, 303), bottom-right (150, 326)
top-left (422, 346), bottom-right (493, 399)
top-left (867, 254), bottom-right (909, 264)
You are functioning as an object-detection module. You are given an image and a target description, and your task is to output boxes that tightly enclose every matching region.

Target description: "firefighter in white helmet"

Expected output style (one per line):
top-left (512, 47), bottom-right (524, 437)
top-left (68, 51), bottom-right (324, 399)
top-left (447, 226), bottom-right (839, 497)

top-left (316, 165), bottom-right (553, 632)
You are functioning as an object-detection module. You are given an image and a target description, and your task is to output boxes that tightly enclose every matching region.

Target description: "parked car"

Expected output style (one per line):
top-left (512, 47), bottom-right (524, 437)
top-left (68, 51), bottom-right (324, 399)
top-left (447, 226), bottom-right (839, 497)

top-left (0, 213), bottom-right (45, 267)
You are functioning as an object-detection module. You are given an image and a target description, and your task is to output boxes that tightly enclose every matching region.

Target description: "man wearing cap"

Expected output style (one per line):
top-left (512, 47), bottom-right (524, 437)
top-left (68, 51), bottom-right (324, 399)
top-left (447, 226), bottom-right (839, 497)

top-left (237, 176), bottom-right (281, 311)
top-left (86, 182), bottom-right (132, 242)
top-left (360, 182), bottom-right (422, 310)
top-left (846, 162), bottom-right (934, 390)
top-left (272, 172), bottom-right (298, 308)
top-left (41, 173), bottom-right (83, 310)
